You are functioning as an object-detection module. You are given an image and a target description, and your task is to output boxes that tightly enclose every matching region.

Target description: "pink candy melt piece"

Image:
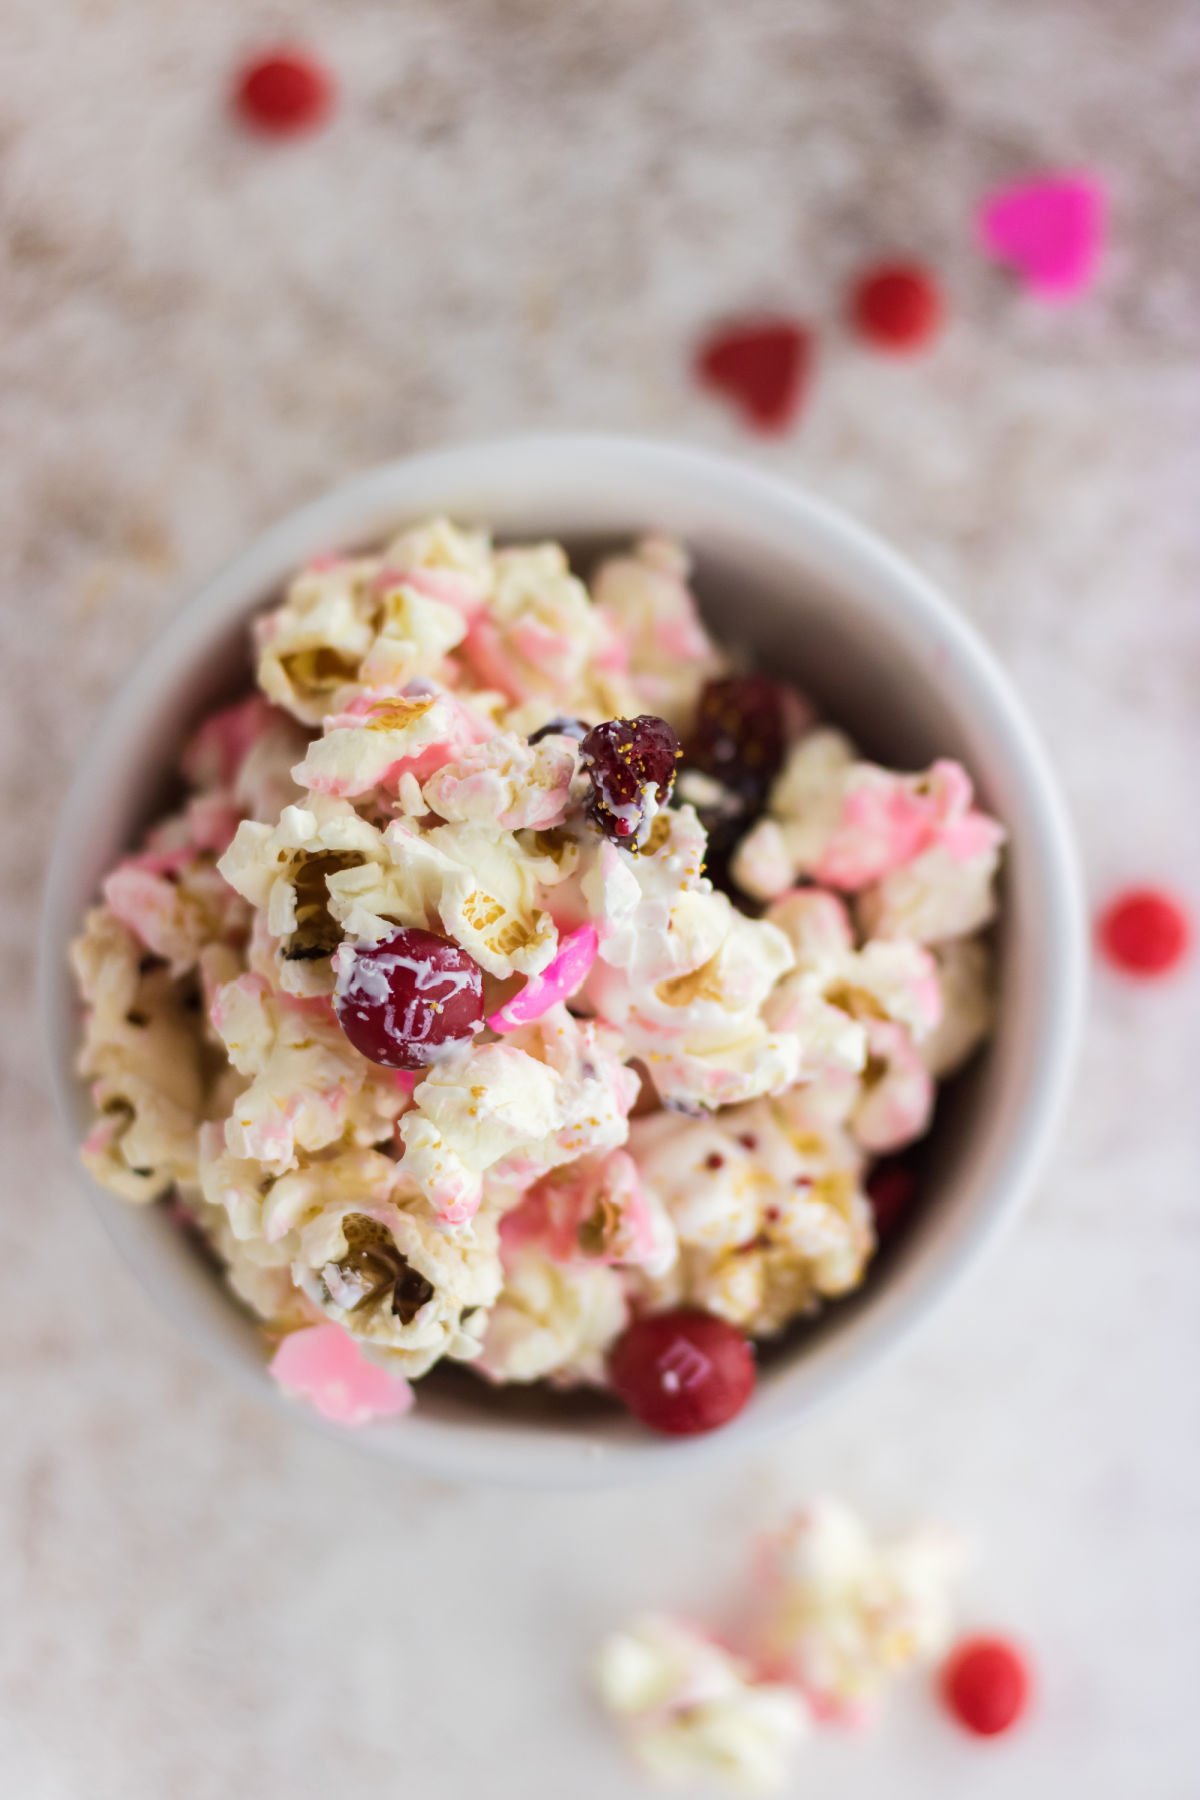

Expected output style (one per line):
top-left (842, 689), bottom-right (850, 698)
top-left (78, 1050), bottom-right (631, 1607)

top-left (269, 1323), bottom-right (414, 1426)
top-left (978, 173), bottom-right (1106, 301)
top-left (488, 925), bottom-right (599, 1032)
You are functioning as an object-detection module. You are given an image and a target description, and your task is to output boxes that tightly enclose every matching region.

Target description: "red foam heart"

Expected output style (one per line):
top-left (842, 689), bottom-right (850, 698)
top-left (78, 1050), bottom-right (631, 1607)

top-left (695, 319), bottom-right (813, 433)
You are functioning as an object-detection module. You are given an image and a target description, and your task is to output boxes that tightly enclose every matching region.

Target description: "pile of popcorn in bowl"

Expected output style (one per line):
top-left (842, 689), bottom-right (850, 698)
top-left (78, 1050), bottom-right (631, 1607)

top-left (69, 518), bottom-right (1005, 1435)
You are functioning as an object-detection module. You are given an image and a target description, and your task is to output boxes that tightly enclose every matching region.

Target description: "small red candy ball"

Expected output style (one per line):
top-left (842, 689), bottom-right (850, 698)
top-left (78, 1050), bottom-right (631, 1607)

top-left (865, 1158), bottom-right (918, 1239)
top-left (941, 1635), bottom-right (1032, 1737)
top-left (608, 1308), bottom-right (756, 1436)
top-left (850, 263), bottom-right (944, 352)
top-left (234, 50), bottom-right (334, 137)
top-left (1097, 887), bottom-right (1191, 978)
top-left (333, 928), bottom-right (484, 1070)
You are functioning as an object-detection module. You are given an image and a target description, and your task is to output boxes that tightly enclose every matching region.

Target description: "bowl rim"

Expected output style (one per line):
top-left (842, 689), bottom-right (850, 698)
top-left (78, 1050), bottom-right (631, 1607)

top-left (39, 431), bottom-right (1086, 1486)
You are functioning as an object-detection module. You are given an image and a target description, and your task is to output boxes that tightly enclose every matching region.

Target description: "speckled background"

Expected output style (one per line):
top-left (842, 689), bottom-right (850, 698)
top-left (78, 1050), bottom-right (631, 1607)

top-left (3, 4), bottom-right (1199, 1797)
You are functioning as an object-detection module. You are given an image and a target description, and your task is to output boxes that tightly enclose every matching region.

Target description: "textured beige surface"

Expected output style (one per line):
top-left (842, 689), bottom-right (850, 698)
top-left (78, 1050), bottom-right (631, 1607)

top-left (3, 3), bottom-right (1199, 1796)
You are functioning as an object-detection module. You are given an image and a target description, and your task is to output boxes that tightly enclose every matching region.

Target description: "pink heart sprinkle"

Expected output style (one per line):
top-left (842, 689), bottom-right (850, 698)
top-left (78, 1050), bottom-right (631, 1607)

top-left (270, 1323), bottom-right (413, 1426)
top-left (978, 173), bottom-right (1106, 302)
top-left (487, 924), bottom-right (599, 1033)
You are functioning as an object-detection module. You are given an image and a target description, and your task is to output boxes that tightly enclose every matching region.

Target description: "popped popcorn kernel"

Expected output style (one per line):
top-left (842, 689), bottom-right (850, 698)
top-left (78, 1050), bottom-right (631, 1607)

top-left (751, 1498), bottom-right (964, 1713)
top-left (596, 1615), bottom-right (808, 1792)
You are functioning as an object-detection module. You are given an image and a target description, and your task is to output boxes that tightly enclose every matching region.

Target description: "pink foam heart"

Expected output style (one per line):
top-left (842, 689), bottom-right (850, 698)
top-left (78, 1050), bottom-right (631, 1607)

top-left (270, 1323), bottom-right (414, 1426)
top-left (978, 174), bottom-right (1106, 302)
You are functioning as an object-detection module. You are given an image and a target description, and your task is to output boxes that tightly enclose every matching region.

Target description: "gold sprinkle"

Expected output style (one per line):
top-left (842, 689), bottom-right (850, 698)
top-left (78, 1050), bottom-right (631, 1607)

top-left (365, 695), bottom-right (436, 732)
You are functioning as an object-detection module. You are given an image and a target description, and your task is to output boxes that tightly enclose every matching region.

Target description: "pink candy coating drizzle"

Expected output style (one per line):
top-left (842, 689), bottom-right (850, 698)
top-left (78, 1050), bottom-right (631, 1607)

top-left (269, 1323), bottom-right (414, 1426)
top-left (487, 925), bottom-right (599, 1033)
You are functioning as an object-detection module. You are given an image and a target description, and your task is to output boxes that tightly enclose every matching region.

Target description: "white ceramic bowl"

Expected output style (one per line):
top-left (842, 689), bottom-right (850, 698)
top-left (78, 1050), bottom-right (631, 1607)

top-left (41, 434), bottom-right (1085, 1485)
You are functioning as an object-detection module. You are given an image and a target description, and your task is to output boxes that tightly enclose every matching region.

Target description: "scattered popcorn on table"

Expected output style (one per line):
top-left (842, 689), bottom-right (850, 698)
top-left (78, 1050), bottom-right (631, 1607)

top-left (595, 1495), bottom-right (969, 1785)
top-left (751, 1497), bottom-right (964, 1715)
top-left (69, 521), bottom-right (1004, 1428)
top-left (595, 1616), bottom-right (809, 1792)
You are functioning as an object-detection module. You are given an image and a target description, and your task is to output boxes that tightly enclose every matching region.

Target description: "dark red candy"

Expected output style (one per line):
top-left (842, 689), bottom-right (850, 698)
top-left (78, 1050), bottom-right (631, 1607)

top-left (233, 50), bottom-right (334, 137)
top-left (681, 674), bottom-right (789, 877)
top-left (941, 1636), bottom-right (1032, 1737)
top-left (1097, 887), bottom-right (1191, 978)
top-left (865, 1158), bottom-right (919, 1239)
top-left (608, 1307), bottom-right (756, 1435)
top-left (695, 320), bottom-right (813, 433)
top-left (333, 928), bottom-right (484, 1069)
top-left (850, 263), bottom-right (944, 352)
top-left (688, 675), bottom-right (788, 807)
top-left (579, 715), bottom-right (680, 851)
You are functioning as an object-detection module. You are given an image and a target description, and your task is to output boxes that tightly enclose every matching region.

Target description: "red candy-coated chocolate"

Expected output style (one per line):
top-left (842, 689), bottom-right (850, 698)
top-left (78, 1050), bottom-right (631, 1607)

top-left (608, 1308), bottom-right (756, 1435)
top-left (688, 674), bottom-right (789, 807)
top-left (850, 263), bottom-right (943, 352)
top-left (333, 928), bottom-right (484, 1069)
top-left (695, 320), bottom-right (813, 433)
top-left (1097, 888), bottom-right (1192, 978)
top-left (865, 1158), bottom-right (918, 1239)
top-left (941, 1636), bottom-right (1032, 1737)
top-left (234, 50), bottom-right (334, 137)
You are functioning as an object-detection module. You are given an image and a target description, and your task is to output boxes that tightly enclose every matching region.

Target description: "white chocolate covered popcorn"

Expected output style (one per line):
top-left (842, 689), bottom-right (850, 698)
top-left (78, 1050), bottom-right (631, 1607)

top-left (102, 849), bottom-right (249, 978)
top-left (221, 799), bottom-right (562, 991)
top-left (192, 1195), bottom-right (318, 1331)
top-left (72, 907), bottom-right (210, 1202)
top-left (856, 834), bottom-right (1005, 944)
top-left (209, 974), bottom-right (404, 1174)
top-left (397, 1008), bottom-right (639, 1224)
top-left (595, 1615), bottom-right (808, 1793)
top-left (589, 536), bottom-right (726, 728)
top-left (180, 693), bottom-right (310, 826)
top-left (70, 520), bottom-right (1005, 1422)
top-left (763, 888), bottom-right (941, 1081)
top-left (500, 1148), bottom-right (678, 1278)
top-left (581, 810), bottom-right (801, 1111)
top-left (477, 1244), bottom-right (629, 1386)
top-left (293, 688), bottom-right (488, 802)
top-left (735, 730), bottom-right (1005, 915)
top-left (291, 1185), bottom-right (501, 1376)
top-left (921, 937), bottom-right (995, 1077)
top-left (422, 729), bottom-right (578, 831)
top-left (256, 519), bottom-right (489, 724)
top-left (751, 1498), bottom-right (963, 1712)
top-left (632, 1092), bottom-right (873, 1333)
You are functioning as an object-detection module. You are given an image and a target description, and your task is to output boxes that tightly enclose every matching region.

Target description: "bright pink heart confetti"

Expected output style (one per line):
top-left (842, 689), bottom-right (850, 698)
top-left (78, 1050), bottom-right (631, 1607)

top-left (978, 173), bottom-right (1106, 302)
top-left (488, 924), bottom-right (599, 1033)
top-left (270, 1323), bottom-right (414, 1426)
